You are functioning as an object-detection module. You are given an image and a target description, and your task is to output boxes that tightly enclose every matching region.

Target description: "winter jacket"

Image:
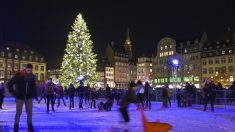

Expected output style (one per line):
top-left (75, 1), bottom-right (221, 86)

top-left (8, 72), bottom-right (37, 99)
top-left (68, 85), bottom-right (76, 97)
top-left (45, 82), bottom-right (55, 95)
top-left (0, 85), bottom-right (5, 98)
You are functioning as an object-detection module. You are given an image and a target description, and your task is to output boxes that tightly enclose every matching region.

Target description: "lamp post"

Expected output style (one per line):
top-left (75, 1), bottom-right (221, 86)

top-left (171, 58), bottom-right (179, 103)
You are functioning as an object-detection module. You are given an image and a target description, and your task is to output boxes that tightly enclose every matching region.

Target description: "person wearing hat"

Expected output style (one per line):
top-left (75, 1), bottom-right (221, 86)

top-left (7, 63), bottom-right (37, 132)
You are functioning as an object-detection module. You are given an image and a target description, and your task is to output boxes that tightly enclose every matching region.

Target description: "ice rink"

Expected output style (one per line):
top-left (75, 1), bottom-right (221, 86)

top-left (1, 97), bottom-right (235, 132)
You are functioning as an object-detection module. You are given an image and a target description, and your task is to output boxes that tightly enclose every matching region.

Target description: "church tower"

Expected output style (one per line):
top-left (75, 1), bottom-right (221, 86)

top-left (124, 28), bottom-right (133, 59)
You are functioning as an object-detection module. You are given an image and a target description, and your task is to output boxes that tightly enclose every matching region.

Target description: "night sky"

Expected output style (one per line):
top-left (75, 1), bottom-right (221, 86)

top-left (0, 0), bottom-right (234, 59)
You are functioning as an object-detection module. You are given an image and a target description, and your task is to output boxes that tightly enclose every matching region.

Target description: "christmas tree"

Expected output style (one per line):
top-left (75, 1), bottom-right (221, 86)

top-left (59, 13), bottom-right (98, 87)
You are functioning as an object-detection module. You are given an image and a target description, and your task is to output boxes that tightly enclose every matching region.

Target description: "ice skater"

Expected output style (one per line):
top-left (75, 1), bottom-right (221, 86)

top-left (0, 82), bottom-right (6, 109)
top-left (68, 84), bottom-right (76, 109)
top-left (119, 81), bottom-right (137, 131)
top-left (7, 64), bottom-right (37, 132)
top-left (56, 83), bottom-right (66, 107)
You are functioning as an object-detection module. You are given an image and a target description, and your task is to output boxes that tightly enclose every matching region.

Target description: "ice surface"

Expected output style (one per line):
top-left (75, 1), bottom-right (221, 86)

top-left (1, 97), bottom-right (235, 132)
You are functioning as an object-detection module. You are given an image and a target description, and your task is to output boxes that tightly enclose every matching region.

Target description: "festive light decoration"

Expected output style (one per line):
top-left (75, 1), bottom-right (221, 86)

top-left (59, 13), bottom-right (98, 87)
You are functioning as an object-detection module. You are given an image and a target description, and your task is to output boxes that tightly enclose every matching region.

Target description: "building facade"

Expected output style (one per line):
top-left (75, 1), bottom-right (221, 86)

top-left (0, 41), bottom-right (46, 83)
top-left (137, 56), bottom-right (153, 83)
top-left (105, 42), bottom-right (130, 89)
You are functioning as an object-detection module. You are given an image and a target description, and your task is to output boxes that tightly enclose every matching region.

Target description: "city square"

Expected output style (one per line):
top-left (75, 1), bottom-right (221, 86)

top-left (1, 97), bottom-right (235, 132)
top-left (1, 0), bottom-right (235, 132)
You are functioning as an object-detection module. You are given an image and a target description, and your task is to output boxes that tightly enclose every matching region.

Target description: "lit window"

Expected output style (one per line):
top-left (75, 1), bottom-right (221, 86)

top-left (41, 57), bottom-right (44, 62)
top-left (165, 45), bottom-right (167, 49)
top-left (15, 54), bottom-right (18, 59)
top-left (142, 64), bottom-right (144, 66)
top-left (160, 46), bottom-right (163, 50)
top-left (229, 50), bottom-right (232, 54)
top-left (16, 49), bottom-right (20, 52)
top-left (222, 51), bottom-right (225, 54)
top-left (6, 47), bottom-right (10, 50)
top-left (169, 51), bottom-right (172, 55)
top-left (29, 56), bottom-right (32, 61)
top-left (22, 56), bottom-right (26, 60)
top-left (184, 49), bottom-right (187, 53)
top-left (170, 45), bottom-right (173, 48)
top-left (150, 69), bottom-right (152, 72)
top-left (150, 64), bottom-right (152, 66)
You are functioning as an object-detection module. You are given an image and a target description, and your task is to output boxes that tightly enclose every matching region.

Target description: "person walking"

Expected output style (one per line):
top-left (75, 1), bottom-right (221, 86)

top-left (136, 80), bottom-right (145, 111)
top-left (45, 78), bottom-right (56, 112)
top-left (203, 80), bottom-right (216, 111)
top-left (144, 82), bottom-right (154, 110)
top-left (68, 84), bottom-right (76, 109)
top-left (56, 83), bottom-right (66, 107)
top-left (0, 83), bottom-right (6, 109)
top-left (7, 64), bottom-right (37, 132)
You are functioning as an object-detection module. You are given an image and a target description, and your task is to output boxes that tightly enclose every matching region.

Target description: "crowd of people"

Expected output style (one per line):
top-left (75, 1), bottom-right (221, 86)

top-left (1, 63), bottom-right (235, 131)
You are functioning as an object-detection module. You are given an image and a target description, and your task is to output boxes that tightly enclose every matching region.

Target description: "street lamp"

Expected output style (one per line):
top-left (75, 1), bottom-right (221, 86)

top-left (171, 58), bottom-right (179, 103)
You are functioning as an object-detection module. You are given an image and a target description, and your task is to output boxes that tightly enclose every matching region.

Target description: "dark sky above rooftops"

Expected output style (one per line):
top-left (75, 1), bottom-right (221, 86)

top-left (0, 0), bottom-right (234, 59)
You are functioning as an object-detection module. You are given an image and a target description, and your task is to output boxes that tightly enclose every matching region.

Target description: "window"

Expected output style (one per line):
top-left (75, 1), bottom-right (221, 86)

top-left (150, 69), bottom-right (152, 72)
top-left (142, 64), bottom-right (144, 66)
top-left (0, 70), bottom-right (4, 78)
top-left (7, 71), bottom-right (11, 79)
top-left (31, 51), bottom-right (34, 54)
top-left (221, 57), bottom-right (226, 63)
top-left (35, 73), bottom-right (38, 80)
top-left (15, 54), bottom-right (18, 59)
top-left (170, 45), bottom-right (173, 48)
top-left (35, 65), bottom-right (38, 71)
top-left (6, 47), bottom-right (10, 50)
top-left (160, 46), bottom-right (163, 50)
top-left (228, 66), bottom-right (234, 73)
top-left (22, 56), bottom-right (26, 60)
top-left (40, 73), bottom-right (44, 80)
top-left (165, 45), bottom-right (167, 49)
top-left (229, 50), bottom-right (233, 54)
top-left (222, 51), bottom-right (225, 54)
top-left (0, 62), bottom-right (4, 68)
top-left (24, 50), bottom-right (27, 53)
top-left (41, 57), bottom-right (44, 62)
top-left (1, 51), bottom-right (4, 57)
top-left (221, 66), bottom-right (226, 73)
top-left (40, 66), bottom-right (44, 71)
top-left (184, 65), bottom-right (188, 71)
top-left (215, 58), bottom-right (220, 64)
top-left (228, 57), bottom-right (233, 63)
top-left (189, 64), bottom-right (193, 71)
top-left (35, 57), bottom-right (38, 61)
top-left (202, 60), bottom-right (207, 65)
top-left (208, 59), bottom-right (213, 65)
top-left (7, 62), bottom-right (12, 68)
top-left (14, 63), bottom-right (19, 71)
top-left (16, 49), bottom-right (20, 52)
top-left (209, 67), bottom-right (213, 74)
top-left (184, 49), bottom-right (187, 53)
top-left (8, 52), bottom-right (12, 58)
top-left (29, 56), bottom-right (32, 61)
top-left (150, 63), bottom-right (152, 66)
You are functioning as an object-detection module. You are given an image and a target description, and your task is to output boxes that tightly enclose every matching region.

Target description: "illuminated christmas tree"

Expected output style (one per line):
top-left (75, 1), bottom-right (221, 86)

top-left (59, 13), bottom-right (97, 87)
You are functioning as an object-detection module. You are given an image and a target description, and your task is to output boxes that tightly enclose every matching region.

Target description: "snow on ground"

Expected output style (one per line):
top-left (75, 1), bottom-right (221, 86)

top-left (0, 97), bottom-right (235, 132)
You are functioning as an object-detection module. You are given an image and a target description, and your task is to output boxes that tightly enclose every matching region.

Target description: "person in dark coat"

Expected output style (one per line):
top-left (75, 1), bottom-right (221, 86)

top-left (56, 83), bottom-right (66, 107)
top-left (203, 81), bottom-right (216, 111)
top-left (7, 64), bottom-right (37, 132)
top-left (45, 78), bottom-right (56, 112)
top-left (144, 82), bottom-right (154, 110)
top-left (119, 81), bottom-right (137, 131)
top-left (77, 81), bottom-right (85, 109)
top-left (162, 85), bottom-right (168, 108)
top-left (229, 81), bottom-right (235, 105)
top-left (0, 83), bottom-right (5, 109)
top-left (105, 84), bottom-right (111, 99)
top-left (68, 84), bottom-right (76, 109)
top-left (90, 88), bottom-right (97, 109)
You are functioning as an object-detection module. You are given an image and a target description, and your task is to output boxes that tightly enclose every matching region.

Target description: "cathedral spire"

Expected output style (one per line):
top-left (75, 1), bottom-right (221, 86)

top-left (124, 28), bottom-right (133, 59)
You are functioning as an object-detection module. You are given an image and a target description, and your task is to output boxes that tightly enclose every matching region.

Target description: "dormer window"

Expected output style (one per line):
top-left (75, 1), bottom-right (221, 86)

top-left (6, 47), bottom-right (10, 50)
